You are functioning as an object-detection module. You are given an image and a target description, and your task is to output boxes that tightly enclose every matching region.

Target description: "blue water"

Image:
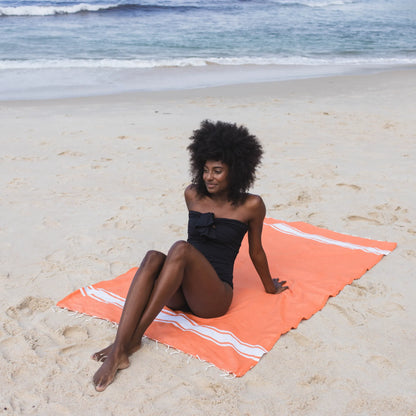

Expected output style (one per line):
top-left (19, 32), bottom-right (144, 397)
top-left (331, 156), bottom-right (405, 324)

top-left (1, 0), bottom-right (415, 99)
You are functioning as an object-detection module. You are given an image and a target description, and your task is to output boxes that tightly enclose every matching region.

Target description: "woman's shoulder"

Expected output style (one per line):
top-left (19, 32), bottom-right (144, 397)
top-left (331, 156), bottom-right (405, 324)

top-left (184, 184), bottom-right (201, 206)
top-left (240, 193), bottom-right (266, 222)
top-left (244, 193), bottom-right (265, 210)
top-left (185, 184), bottom-right (197, 197)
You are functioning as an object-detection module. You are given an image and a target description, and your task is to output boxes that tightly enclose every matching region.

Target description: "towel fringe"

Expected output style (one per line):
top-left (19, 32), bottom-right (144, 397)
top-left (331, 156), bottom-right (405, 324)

top-left (220, 372), bottom-right (236, 380)
top-left (52, 306), bottom-right (118, 327)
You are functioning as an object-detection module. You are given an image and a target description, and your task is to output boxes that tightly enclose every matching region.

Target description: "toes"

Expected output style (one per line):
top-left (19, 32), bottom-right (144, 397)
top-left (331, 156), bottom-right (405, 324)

top-left (93, 371), bottom-right (114, 392)
top-left (91, 346), bottom-right (111, 361)
top-left (95, 380), bottom-right (111, 392)
top-left (91, 352), bottom-right (105, 361)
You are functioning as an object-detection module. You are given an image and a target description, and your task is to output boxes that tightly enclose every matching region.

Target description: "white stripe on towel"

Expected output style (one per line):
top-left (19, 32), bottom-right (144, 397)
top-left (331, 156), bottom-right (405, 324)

top-left (155, 308), bottom-right (267, 361)
top-left (80, 285), bottom-right (266, 361)
top-left (265, 222), bottom-right (391, 256)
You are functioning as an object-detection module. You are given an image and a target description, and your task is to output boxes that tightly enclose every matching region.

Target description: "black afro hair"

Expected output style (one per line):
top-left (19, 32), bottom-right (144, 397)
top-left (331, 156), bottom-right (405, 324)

top-left (187, 120), bottom-right (263, 204)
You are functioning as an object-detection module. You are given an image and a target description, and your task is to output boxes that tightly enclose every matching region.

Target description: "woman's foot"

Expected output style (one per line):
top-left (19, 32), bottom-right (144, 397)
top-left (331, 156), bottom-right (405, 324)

top-left (93, 350), bottom-right (130, 392)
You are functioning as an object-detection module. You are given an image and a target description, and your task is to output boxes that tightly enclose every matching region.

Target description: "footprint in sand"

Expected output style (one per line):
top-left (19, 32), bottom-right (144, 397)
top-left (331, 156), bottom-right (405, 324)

top-left (302, 374), bottom-right (327, 386)
top-left (351, 281), bottom-right (383, 296)
top-left (368, 302), bottom-right (405, 319)
top-left (7, 177), bottom-right (28, 188)
top-left (42, 217), bottom-right (62, 228)
top-left (6, 297), bottom-right (54, 319)
top-left (347, 215), bottom-right (382, 225)
top-left (347, 202), bottom-right (410, 226)
top-left (299, 190), bottom-right (316, 203)
top-left (4, 297), bottom-right (58, 358)
top-left (42, 250), bottom-right (68, 273)
top-left (367, 355), bottom-right (393, 369)
top-left (402, 249), bottom-right (415, 258)
top-left (57, 150), bottom-right (85, 157)
top-left (61, 326), bottom-right (89, 343)
top-left (286, 190), bottom-right (313, 207)
top-left (368, 211), bottom-right (399, 225)
top-left (383, 122), bottom-right (396, 130)
top-left (384, 302), bottom-right (405, 313)
top-left (336, 183), bottom-right (362, 191)
top-left (327, 302), bottom-right (360, 325)
top-left (374, 204), bottom-right (409, 225)
top-left (290, 332), bottom-right (312, 347)
top-left (102, 206), bottom-right (140, 230)
top-left (103, 215), bottom-right (138, 230)
top-left (56, 324), bottom-right (92, 355)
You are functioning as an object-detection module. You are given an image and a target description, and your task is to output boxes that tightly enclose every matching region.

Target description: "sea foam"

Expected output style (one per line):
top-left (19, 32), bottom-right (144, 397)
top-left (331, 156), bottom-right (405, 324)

top-left (1, 56), bottom-right (415, 70)
top-left (0, 3), bottom-right (119, 16)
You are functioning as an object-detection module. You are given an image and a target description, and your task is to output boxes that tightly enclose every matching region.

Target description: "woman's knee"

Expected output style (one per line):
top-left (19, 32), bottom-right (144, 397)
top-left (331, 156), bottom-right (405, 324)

top-left (167, 240), bottom-right (192, 261)
top-left (141, 250), bottom-right (166, 268)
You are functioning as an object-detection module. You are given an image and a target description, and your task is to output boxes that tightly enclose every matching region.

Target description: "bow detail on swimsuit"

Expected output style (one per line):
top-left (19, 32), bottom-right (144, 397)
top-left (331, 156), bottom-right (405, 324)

top-left (195, 212), bottom-right (216, 239)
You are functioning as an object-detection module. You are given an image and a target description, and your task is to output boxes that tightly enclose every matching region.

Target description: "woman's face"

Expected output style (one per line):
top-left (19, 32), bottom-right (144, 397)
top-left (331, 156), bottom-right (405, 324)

top-left (203, 160), bottom-right (229, 195)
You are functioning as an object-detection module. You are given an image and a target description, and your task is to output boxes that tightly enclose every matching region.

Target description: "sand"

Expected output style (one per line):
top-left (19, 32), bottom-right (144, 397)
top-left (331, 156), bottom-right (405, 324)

top-left (1, 68), bottom-right (415, 415)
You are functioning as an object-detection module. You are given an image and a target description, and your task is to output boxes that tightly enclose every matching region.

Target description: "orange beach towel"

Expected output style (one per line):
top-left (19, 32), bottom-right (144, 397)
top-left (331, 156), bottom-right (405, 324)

top-left (57, 219), bottom-right (396, 376)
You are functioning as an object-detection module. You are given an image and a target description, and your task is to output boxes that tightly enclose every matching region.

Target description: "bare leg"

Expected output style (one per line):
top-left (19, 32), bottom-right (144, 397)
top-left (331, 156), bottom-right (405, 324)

top-left (92, 252), bottom-right (187, 363)
top-left (92, 289), bottom-right (188, 362)
top-left (93, 241), bottom-right (232, 392)
top-left (92, 250), bottom-right (166, 390)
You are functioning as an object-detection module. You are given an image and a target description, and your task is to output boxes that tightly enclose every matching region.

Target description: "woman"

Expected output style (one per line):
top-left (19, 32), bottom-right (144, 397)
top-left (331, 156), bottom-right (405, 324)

top-left (92, 120), bottom-right (288, 391)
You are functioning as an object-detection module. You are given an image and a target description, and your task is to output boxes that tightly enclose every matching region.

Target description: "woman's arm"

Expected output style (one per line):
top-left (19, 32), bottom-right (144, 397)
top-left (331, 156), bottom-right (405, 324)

top-left (247, 196), bottom-right (288, 294)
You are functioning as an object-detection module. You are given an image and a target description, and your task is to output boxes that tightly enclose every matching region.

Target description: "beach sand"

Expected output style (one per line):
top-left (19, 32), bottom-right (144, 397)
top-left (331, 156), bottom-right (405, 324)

top-left (1, 69), bottom-right (415, 415)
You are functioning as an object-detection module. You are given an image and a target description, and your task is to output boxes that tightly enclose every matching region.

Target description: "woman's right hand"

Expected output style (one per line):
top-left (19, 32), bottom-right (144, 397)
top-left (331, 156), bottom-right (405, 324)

top-left (270, 278), bottom-right (289, 294)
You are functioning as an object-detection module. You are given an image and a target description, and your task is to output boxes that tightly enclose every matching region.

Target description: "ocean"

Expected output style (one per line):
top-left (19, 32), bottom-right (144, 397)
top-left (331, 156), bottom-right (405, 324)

top-left (1, 0), bottom-right (415, 99)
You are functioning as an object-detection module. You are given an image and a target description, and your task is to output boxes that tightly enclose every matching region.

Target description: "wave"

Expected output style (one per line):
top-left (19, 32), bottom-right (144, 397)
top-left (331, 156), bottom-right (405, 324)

top-left (0, 2), bottom-right (198, 17)
top-left (0, 3), bottom-right (117, 16)
top-left (270, 0), bottom-right (356, 7)
top-left (0, 0), bottom-right (356, 17)
top-left (1, 55), bottom-right (415, 69)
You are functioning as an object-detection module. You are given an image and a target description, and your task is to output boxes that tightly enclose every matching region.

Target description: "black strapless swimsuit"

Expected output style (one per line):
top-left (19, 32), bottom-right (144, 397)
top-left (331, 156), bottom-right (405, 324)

top-left (187, 210), bottom-right (248, 288)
